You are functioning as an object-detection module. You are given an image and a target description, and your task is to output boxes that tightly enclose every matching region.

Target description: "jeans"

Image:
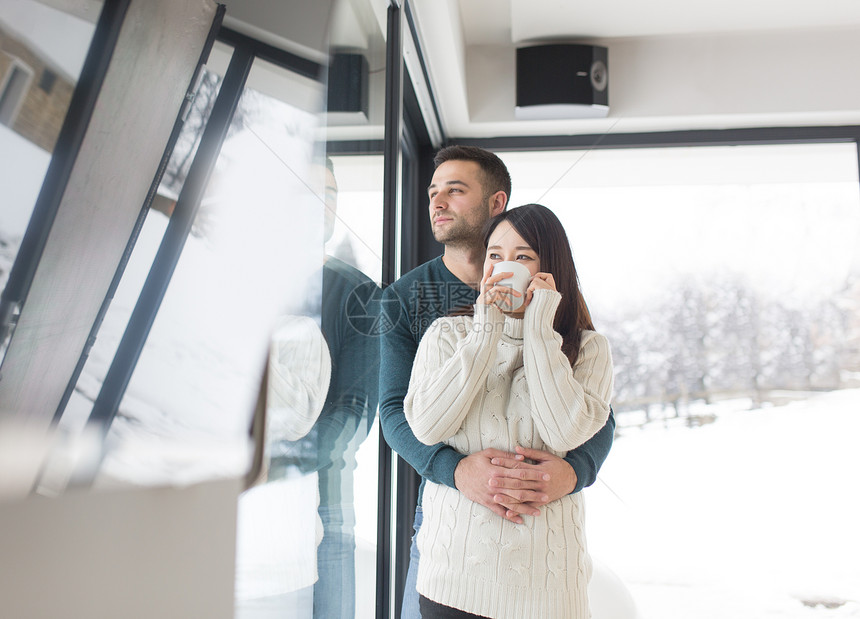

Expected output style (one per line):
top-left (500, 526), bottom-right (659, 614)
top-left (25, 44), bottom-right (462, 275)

top-left (313, 503), bottom-right (356, 618)
top-left (400, 506), bottom-right (423, 619)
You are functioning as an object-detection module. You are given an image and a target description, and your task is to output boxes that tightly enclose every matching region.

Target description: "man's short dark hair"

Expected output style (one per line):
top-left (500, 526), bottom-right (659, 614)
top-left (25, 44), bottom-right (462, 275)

top-left (433, 145), bottom-right (512, 202)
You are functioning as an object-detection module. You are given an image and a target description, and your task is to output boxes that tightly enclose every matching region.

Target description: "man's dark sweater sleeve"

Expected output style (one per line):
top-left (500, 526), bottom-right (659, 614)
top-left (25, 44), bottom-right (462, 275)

top-left (378, 284), bottom-right (465, 489)
top-left (567, 407), bottom-right (615, 492)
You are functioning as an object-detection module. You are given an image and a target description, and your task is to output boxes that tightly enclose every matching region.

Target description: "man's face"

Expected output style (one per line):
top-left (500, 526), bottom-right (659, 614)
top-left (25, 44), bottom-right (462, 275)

top-left (427, 160), bottom-right (493, 246)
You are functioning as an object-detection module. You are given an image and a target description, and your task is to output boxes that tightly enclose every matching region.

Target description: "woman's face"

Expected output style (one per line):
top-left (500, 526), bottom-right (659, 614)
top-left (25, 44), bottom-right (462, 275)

top-left (484, 220), bottom-right (541, 277)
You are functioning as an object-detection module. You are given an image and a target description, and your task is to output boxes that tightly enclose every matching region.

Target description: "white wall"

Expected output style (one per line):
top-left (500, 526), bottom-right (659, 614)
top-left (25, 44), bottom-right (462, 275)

top-left (462, 26), bottom-right (860, 136)
top-left (0, 478), bottom-right (242, 619)
top-left (221, 0), bottom-right (337, 65)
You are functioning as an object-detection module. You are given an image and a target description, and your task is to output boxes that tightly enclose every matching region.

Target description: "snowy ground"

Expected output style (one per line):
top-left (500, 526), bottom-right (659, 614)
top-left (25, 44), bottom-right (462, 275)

top-left (351, 389), bottom-right (860, 618)
top-left (584, 388), bottom-right (860, 619)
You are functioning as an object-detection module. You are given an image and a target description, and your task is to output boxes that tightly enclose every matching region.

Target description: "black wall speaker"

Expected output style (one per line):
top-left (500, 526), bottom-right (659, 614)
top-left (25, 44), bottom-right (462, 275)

top-left (515, 44), bottom-right (608, 119)
top-left (326, 52), bottom-right (369, 116)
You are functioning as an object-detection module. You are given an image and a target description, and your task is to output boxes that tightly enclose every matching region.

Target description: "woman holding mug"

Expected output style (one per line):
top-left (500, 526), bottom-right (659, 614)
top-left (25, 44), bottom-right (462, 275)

top-left (404, 203), bottom-right (613, 619)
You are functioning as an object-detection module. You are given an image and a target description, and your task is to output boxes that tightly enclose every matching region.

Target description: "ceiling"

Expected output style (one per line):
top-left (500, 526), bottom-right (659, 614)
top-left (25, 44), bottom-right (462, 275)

top-left (409, 0), bottom-right (860, 139)
top-left (35, 0), bottom-right (859, 141)
top-left (456, 0), bottom-right (860, 43)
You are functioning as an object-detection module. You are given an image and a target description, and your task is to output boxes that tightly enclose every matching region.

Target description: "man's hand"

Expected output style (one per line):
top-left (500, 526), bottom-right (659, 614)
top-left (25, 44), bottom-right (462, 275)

top-left (454, 446), bottom-right (576, 524)
top-left (488, 446), bottom-right (577, 521)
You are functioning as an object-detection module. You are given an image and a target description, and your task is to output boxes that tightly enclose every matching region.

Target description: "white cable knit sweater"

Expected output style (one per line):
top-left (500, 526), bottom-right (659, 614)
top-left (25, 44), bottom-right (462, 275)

top-left (404, 289), bottom-right (613, 619)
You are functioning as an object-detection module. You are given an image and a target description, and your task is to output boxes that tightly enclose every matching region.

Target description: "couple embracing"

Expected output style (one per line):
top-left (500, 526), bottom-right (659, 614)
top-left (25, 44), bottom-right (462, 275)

top-left (380, 146), bottom-right (615, 619)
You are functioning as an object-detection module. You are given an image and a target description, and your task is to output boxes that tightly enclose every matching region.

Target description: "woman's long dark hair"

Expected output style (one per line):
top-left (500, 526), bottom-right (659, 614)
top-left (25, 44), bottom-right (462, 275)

top-left (483, 203), bottom-right (595, 366)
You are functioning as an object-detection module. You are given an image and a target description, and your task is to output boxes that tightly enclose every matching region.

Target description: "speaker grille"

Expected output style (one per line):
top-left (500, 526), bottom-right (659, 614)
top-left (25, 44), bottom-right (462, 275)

top-left (515, 44), bottom-right (608, 119)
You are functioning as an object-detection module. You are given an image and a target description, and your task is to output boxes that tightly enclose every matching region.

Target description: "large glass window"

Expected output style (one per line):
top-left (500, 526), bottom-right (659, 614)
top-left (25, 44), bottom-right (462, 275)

top-left (58, 2), bottom-right (388, 614)
top-left (60, 41), bottom-right (232, 440)
top-left (61, 48), bottom-right (327, 476)
top-left (2, 0), bottom-right (393, 616)
top-left (501, 143), bottom-right (860, 619)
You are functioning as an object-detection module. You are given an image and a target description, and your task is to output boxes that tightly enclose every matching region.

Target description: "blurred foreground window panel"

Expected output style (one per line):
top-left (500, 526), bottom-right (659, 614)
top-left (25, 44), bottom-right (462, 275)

top-left (0, 0), bottom-right (102, 350)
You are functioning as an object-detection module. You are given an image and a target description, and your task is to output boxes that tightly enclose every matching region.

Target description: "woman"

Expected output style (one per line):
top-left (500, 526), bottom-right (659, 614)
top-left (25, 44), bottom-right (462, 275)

top-left (404, 204), bottom-right (613, 618)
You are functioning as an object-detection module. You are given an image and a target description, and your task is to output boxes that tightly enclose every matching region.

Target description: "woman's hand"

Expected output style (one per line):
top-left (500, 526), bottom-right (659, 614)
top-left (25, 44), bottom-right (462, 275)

top-left (477, 262), bottom-right (523, 310)
top-left (523, 272), bottom-right (556, 307)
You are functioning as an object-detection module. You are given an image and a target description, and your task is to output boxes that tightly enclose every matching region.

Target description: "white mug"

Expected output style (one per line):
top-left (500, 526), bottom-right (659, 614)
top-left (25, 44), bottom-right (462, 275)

top-left (491, 261), bottom-right (531, 311)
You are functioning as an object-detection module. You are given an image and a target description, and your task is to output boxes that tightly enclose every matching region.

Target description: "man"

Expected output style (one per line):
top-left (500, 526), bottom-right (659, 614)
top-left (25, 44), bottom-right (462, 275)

top-left (379, 145), bottom-right (616, 617)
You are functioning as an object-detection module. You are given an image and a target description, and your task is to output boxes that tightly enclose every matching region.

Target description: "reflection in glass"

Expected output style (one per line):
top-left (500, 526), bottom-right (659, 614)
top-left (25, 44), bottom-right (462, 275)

top-left (60, 49), bottom-right (230, 439)
top-left (0, 0), bottom-right (102, 355)
top-left (238, 153), bottom-right (384, 619)
top-left (501, 143), bottom-right (860, 618)
top-left (105, 78), bottom-right (322, 470)
top-left (313, 157), bottom-right (382, 618)
top-left (52, 21), bottom-right (385, 616)
top-left (307, 0), bottom-right (389, 612)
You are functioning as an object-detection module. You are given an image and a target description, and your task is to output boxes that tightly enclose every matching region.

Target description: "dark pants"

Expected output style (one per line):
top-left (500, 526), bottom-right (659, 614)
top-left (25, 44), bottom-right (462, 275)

top-left (418, 596), bottom-right (489, 619)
